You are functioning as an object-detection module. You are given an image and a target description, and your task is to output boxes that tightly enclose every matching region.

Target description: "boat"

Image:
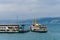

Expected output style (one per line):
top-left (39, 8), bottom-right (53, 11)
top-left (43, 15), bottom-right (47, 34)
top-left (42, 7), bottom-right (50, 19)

top-left (19, 30), bottom-right (30, 33)
top-left (19, 24), bottom-right (30, 33)
top-left (0, 24), bottom-right (30, 33)
top-left (0, 24), bottom-right (19, 33)
top-left (30, 18), bottom-right (47, 33)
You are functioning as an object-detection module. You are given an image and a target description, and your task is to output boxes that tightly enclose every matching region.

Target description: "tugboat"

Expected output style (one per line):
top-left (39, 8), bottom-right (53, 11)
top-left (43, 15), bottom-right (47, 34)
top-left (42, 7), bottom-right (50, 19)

top-left (30, 18), bottom-right (47, 33)
top-left (19, 24), bottom-right (30, 33)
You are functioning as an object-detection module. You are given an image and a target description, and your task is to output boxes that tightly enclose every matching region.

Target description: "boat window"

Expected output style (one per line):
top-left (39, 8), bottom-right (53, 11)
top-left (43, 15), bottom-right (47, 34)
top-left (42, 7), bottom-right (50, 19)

top-left (0, 30), bottom-right (5, 31)
top-left (33, 25), bottom-right (35, 26)
top-left (33, 29), bottom-right (36, 31)
top-left (21, 24), bottom-right (25, 26)
top-left (19, 27), bottom-right (23, 29)
top-left (39, 25), bottom-right (41, 27)
top-left (8, 27), bottom-right (13, 29)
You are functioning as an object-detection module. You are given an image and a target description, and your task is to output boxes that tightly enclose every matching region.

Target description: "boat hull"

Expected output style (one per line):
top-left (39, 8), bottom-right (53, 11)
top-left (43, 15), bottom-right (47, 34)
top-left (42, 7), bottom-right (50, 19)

top-left (0, 30), bottom-right (30, 33)
top-left (31, 30), bottom-right (47, 33)
top-left (19, 30), bottom-right (30, 33)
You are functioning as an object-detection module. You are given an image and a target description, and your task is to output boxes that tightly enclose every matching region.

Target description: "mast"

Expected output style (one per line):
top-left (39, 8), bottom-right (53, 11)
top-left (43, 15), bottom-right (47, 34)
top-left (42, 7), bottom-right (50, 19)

top-left (33, 17), bottom-right (40, 26)
top-left (33, 17), bottom-right (37, 24)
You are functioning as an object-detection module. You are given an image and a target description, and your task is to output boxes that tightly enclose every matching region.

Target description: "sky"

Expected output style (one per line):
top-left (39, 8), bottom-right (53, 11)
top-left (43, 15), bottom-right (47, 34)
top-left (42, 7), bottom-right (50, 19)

top-left (0, 0), bottom-right (60, 20)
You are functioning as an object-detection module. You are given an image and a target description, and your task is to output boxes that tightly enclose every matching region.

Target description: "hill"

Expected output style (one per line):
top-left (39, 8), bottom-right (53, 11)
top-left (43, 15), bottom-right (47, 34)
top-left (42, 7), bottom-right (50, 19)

top-left (0, 17), bottom-right (60, 24)
top-left (22, 17), bottom-right (60, 24)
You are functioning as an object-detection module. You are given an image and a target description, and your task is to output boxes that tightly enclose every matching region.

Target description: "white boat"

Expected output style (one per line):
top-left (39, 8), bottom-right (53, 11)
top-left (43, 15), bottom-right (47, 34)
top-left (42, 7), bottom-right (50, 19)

top-left (0, 24), bottom-right (19, 33)
top-left (30, 17), bottom-right (47, 33)
top-left (0, 24), bottom-right (30, 33)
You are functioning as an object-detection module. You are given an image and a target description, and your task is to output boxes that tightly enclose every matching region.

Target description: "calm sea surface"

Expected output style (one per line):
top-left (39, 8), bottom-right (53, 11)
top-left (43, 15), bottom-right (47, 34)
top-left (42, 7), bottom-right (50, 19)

top-left (0, 24), bottom-right (60, 40)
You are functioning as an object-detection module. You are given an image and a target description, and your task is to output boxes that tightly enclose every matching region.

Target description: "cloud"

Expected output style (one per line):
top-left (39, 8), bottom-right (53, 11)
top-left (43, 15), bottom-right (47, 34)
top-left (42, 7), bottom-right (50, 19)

top-left (0, 0), bottom-right (60, 20)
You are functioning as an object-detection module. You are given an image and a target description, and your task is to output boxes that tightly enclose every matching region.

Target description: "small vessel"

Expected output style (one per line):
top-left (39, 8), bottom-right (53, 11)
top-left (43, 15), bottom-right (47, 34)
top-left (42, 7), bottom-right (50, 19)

top-left (19, 24), bottom-right (30, 33)
top-left (30, 18), bottom-right (47, 33)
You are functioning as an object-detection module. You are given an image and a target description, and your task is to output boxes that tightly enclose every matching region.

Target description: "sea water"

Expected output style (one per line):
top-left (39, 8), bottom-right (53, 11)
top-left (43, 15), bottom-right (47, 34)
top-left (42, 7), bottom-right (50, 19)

top-left (0, 24), bottom-right (60, 40)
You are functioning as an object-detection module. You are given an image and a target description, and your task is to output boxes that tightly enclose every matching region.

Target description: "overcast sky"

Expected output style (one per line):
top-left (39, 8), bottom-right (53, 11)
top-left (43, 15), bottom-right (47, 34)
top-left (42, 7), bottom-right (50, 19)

top-left (0, 0), bottom-right (60, 20)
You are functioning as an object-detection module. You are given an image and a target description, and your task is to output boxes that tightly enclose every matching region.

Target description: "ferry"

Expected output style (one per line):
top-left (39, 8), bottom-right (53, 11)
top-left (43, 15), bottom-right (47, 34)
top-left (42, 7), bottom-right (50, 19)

top-left (30, 18), bottom-right (47, 33)
top-left (0, 24), bottom-right (30, 33)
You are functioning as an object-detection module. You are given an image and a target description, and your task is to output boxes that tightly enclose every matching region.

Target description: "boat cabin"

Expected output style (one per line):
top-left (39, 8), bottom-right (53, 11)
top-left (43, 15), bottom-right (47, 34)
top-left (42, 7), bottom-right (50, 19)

top-left (0, 24), bottom-right (19, 31)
